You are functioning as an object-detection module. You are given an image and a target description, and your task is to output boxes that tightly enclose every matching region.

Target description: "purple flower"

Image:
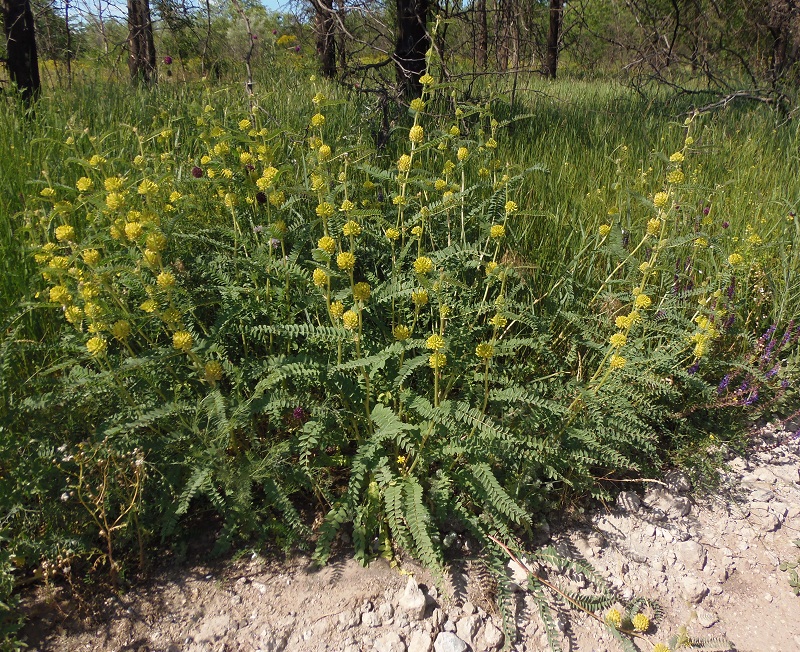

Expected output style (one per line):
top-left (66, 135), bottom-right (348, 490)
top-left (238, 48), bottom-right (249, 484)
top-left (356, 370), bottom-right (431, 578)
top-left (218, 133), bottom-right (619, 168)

top-left (703, 206), bottom-right (710, 215)
top-left (294, 45), bottom-right (301, 53)
top-left (256, 191), bottom-right (267, 204)
top-left (722, 221), bottom-right (729, 229)
top-left (272, 29), bottom-right (277, 35)
top-left (292, 406), bottom-right (308, 422)
top-left (717, 374), bottom-right (730, 393)
top-left (688, 362), bottom-right (700, 375)
top-left (766, 364), bottom-right (780, 379)
top-left (253, 225), bottom-right (264, 233)
top-left (780, 320), bottom-right (795, 347)
top-left (163, 55), bottom-right (173, 65)
top-left (726, 278), bottom-right (736, 300)
top-left (781, 379), bottom-right (790, 389)
top-left (270, 238), bottom-right (280, 249)
top-left (723, 314), bottom-right (735, 330)
top-left (743, 389), bottom-right (759, 406)
top-left (191, 166), bottom-right (203, 178)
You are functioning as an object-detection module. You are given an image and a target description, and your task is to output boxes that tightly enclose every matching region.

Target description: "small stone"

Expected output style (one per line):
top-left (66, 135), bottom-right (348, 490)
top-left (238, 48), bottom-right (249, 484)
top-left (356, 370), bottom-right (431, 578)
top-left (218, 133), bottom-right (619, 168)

top-left (434, 632), bottom-right (468, 652)
top-left (378, 602), bottom-right (395, 623)
top-left (676, 540), bottom-right (706, 570)
top-left (374, 632), bottom-right (406, 652)
top-left (696, 608), bottom-right (718, 628)
top-left (461, 600), bottom-right (476, 616)
top-left (616, 491), bottom-right (641, 513)
top-left (398, 577), bottom-right (427, 621)
top-left (764, 592), bottom-right (773, 603)
top-left (665, 470), bottom-right (692, 494)
top-left (479, 621), bottom-right (505, 650)
top-left (751, 488), bottom-right (775, 502)
top-left (408, 630), bottom-right (433, 652)
top-left (362, 612), bottom-right (382, 628)
top-left (455, 615), bottom-right (481, 647)
top-left (681, 576), bottom-right (708, 604)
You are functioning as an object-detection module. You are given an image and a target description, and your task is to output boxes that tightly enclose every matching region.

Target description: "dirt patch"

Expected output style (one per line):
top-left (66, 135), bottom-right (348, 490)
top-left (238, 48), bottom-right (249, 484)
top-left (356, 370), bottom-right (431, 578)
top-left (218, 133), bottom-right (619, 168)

top-left (18, 424), bottom-right (800, 652)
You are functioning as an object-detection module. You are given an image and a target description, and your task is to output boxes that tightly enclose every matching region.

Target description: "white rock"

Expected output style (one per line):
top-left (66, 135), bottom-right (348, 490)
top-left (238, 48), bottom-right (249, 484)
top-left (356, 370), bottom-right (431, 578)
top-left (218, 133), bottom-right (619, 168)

top-left (378, 602), bottom-right (395, 622)
top-left (398, 577), bottom-right (427, 621)
top-left (362, 611), bottom-right (382, 628)
top-left (665, 470), bottom-right (692, 494)
top-left (374, 632), bottom-right (406, 652)
top-left (455, 615), bottom-right (481, 647)
top-left (697, 608), bottom-right (718, 628)
top-left (676, 540), bottom-right (706, 570)
top-left (751, 488), bottom-right (775, 502)
top-left (408, 630), bottom-right (433, 652)
top-left (433, 632), bottom-right (469, 652)
top-left (479, 621), bottom-right (505, 650)
top-left (681, 576), bottom-right (708, 604)
top-left (461, 601), bottom-right (477, 615)
top-left (616, 491), bottom-right (641, 513)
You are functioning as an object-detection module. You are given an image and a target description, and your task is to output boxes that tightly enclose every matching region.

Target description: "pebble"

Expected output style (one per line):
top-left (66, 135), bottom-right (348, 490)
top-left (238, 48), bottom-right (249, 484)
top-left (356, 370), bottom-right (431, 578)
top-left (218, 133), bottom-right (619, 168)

top-left (434, 632), bottom-right (469, 652)
top-left (374, 631), bottom-right (406, 652)
top-left (408, 630), bottom-right (433, 652)
top-left (397, 577), bottom-right (427, 621)
top-left (696, 607), bottom-right (718, 628)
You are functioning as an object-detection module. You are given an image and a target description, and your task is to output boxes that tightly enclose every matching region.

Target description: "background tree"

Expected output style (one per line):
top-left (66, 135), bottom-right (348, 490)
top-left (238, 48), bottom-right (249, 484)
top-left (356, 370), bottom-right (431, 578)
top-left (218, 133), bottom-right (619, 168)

top-left (1, 0), bottom-right (41, 99)
top-left (127, 0), bottom-right (156, 83)
top-left (394, 0), bottom-right (428, 96)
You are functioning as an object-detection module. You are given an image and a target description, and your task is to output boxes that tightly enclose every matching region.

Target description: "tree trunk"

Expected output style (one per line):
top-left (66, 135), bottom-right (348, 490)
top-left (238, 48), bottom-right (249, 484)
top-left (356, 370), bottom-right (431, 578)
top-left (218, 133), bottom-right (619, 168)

top-left (395, 0), bottom-right (429, 97)
top-left (313, 0), bottom-right (336, 78)
top-left (476, 0), bottom-right (488, 69)
top-left (545, 0), bottom-right (562, 79)
top-left (1, 0), bottom-right (40, 100)
top-left (127, 0), bottom-right (156, 84)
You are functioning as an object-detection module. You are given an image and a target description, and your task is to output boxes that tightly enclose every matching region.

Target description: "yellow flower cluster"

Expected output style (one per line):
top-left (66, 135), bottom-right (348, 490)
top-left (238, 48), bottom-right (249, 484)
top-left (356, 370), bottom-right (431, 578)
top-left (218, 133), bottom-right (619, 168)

top-left (318, 236), bottom-right (336, 254)
top-left (337, 252), bottom-right (356, 271)
top-left (409, 125), bottom-right (424, 144)
top-left (397, 154), bottom-right (412, 173)
top-left (425, 334), bottom-right (445, 351)
top-left (653, 191), bottom-right (669, 208)
top-left (646, 219), bottom-right (661, 236)
top-left (385, 228), bottom-right (400, 241)
top-left (428, 352), bottom-right (446, 369)
top-left (342, 310), bottom-right (359, 330)
top-left (414, 256), bottom-right (433, 274)
top-left (631, 613), bottom-right (650, 632)
top-left (605, 608), bottom-right (622, 628)
top-left (490, 224), bottom-right (505, 239)
top-left (599, 224), bottom-right (611, 238)
top-left (393, 325), bottom-right (411, 341)
top-left (313, 268), bottom-right (328, 287)
top-left (342, 220), bottom-right (361, 237)
top-left (353, 282), bottom-right (370, 301)
top-left (330, 301), bottom-right (345, 319)
top-left (411, 289), bottom-right (428, 305)
top-left (205, 360), bottom-right (224, 381)
top-left (475, 342), bottom-right (494, 359)
top-left (173, 330), bottom-right (193, 352)
top-left (634, 293), bottom-right (652, 310)
top-left (609, 332), bottom-right (627, 348)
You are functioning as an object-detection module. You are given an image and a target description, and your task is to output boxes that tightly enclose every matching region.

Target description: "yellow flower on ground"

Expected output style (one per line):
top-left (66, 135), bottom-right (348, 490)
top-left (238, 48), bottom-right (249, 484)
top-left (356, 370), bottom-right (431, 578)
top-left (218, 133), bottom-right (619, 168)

top-left (146, 232), bottom-right (167, 252)
top-left (393, 325), bottom-right (411, 341)
top-left (353, 282), bottom-right (371, 302)
top-left (411, 225), bottom-right (423, 238)
top-left (425, 334), bottom-right (445, 351)
top-left (409, 125), bottom-right (424, 144)
top-left (49, 255), bottom-right (69, 269)
top-left (634, 294), bottom-right (652, 310)
top-left (449, 125), bottom-right (460, 137)
top-left (653, 644), bottom-right (670, 652)
top-left (269, 191), bottom-right (285, 207)
top-left (615, 315), bottom-right (629, 330)
top-left (610, 354), bottom-right (626, 369)
top-left (475, 342), bottom-right (494, 359)
top-left (505, 200), bottom-right (518, 214)
top-left (81, 249), bottom-right (100, 266)
top-left (420, 74), bottom-right (434, 86)
top-left (140, 299), bottom-right (157, 313)
top-left (397, 154), bottom-right (412, 172)
top-left (55, 225), bottom-right (75, 242)
top-left (104, 177), bottom-right (124, 192)
top-left (599, 224), bottom-right (611, 238)
top-left (647, 218), bottom-right (662, 236)
top-left (490, 224), bottom-right (505, 239)
top-left (317, 202), bottom-right (335, 219)
top-left (639, 261), bottom-right (651, 273)
top-left (666, 169), bottom-right (684, 184)
top-left (124, 222), bottom-right (143, 241)
top-left (428, 352), bottom-right (446, 369)
top-left (605, 608), bottom-right (622, 628)
top-left (337, 252), bottom-right (356, 271)
top-left (457, 147), bottom-right (469, 162)
top-left (489, 314), bottom-right (507, 328)
top-left (669, 151), bottom-right (685, 163)
top-left (728, 252), bottom-right (743, 266)
top-left (64, 305), bottom-right (82, 325)
top-left (694, 237), bottom-right (708, 247)
top-left (318, 236), bottom-right (336, 254)
top-left (631, 613), bottom-right (650, 632)
top-left (434, 179), bottom-right (447, 191)
top-left (49, 285), bottom-right (72, 305)
top-left (156, 271), bottom-right (176, 289)
top-left (342, 220), bottom-right (361, 237)
top-left (410, 98), bottom-right (425, 112)
top-left (414, 256), bottom-right (434, 274)
top-left (653, 191), bottom-right (669, 208)
top-left (610, 332), bottom-right (627, 348)
top-left (342, 310), bottom-right (359, 330)
top-left (312, 268), bottom-right (328, 287)
top-left (88, 155), bottom-right (106, 167)
top-left (318, 144), bottom-right (332, 161)
top-left (40, 187), bottom-right (56, 197)
top-left (112, 320), bottom-right (131, 340)
top-left (747, 233), bottom-right (762, 245)
top-left (106, 192), bottom-right (124, 210)
top-left (340, 199), bottom-right (355, 212)
top-left (486, 261), bottom-right (498, 274)
top-left (86, 336), bottom-right (107, 356)
top-left (173, 330), bottom-right (193, 352)
top-left (485, 138), bottom-right (498, 149)
top-left (411, 289), bottom-right (429, 306)
top-left (76, 177), bottom-right (93, 192)
top-left (137, 179), bottom-right (158, 195)
top-left (385, 228), bottom-right (400, 241)
top-left (393, 195), bottom-right (407, 206)
top-left (311, 113), bottom-right (325, 127)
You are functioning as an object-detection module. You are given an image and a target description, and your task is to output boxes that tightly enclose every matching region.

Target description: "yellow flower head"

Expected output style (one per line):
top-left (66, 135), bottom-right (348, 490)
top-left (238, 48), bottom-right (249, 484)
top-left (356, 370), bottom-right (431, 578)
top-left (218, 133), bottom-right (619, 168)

top-left (312, 268), bottom-right (328, 288)
top-left (318, 144), bottom-right (332, 161)
top-left (86, 336), bottom-right (107, 356)
top-left (599, 224), bottom-right (612, 238)
top-left (429, 352), bottom-right (446, 369)
top-left (49, 255), bottom-right (69, 269)
top-left (55, 225), bottom-right (75, 242)
top-left (156, 271), bottom-right (176, 289)
top-left (409, 125), bottom-right (424, 144)
top-left (78, 250), bottom-right (99, 268)
top-left (486, 261), bottom-right (498, 275)
top-left (125, 221), bottom-right (143, 241)
top-left (318, 236), bottom-right (336, 255)
top-left (411, 225), bottom-right (424, 238)
top-left (104, 177), bottom-right (124, 192)
top-left (397, 154), bottom-right (412, 173)
top-left (605, 608), bottom-right (622, 628)
top-left (414, 256), bottom-right (434, 275)
top-left (475, 342), bottom-right (494, 359)
top-left (419, 73), bottom-right (434, 86)
top-left (490, 224), bottom-right (505, 239)
top-left (337, 251), bottom-right (356, 271)
top-left (140, 299), bottom-right (157, 313)
top-left (173, 330), bottom-right (193, 352)
top-left (269, 191), bottom-right (285, 207)
top-left (49, 285), bottom-right (72, 305)
top-left (653, 191), bottom-right (669, 208)
top-left (486, 137), bottom-right (498, 149)
top-left (669, 151), bottom-right (685, 163)
top-left (353, 282), bottom-right (371, 302)
top-left (615, 315), bottom-right (629, 330)
top-left (639, 261), bottom-right (651, 273)
top-left (489, 313), bottom-right (508, 328)
top-left (342, 310), bottom-right (359, 330)
top-left (393, 325), bottom-right (411, 341)
top-left (646, 219), bottom-right (662, 236)
top-left (342, 220), bottom-right (362, 237)
top-left (410, 98), bottom-right (425, 112)
top-left (137, 179), bottom-right (158, 195)
top-left (728, 252), bottom-right (743, 266)
top-left (40, 187), bottom-right (56, 198)
top-left (694, 237), bottom-right (708, 248)
top-left (653, 644), bottom-right (670, 652)
top-left (64, 305), bottom-right (83, 325)
top-left (504, 200), bottom-right (518, 215)
top-left (385, 228), bottom-right (400, 241)
top-left (666, 169), bottom-right (684, 184)
top-left (76, 177), bottom-right (93, 192)
top-left (610, 354), bottom-right (626, 370)
top-left (106, 192), bottom-right (125, 211)
top-left (112, 320), bottom-right (131, 340)
top-left (411, 289), bottom-right (429, 306)
top-left (317, 202), bottom-right (335, 219)
top-left (340, 199), bottom-right (354, 212)
top-left (634, 294), bottom-right (652, 310)
top-left (88, 154), bottom-right (106, 167)
top-left (609, 332), bottom-right (627, 348)
top-left (425, 334), bottom-right (445, 351)
top-left (449, 125), bottom-right (460, 137)
top-left (329, 301), bottom-right (345, 319)
top-left (457, 147), bottom-right (469, 162)
top-left (203, 360), bottom-right (223, 382)
top-left (631, 613), bottom-right (650, 632)
top-left (311, 113), bottom-right (325, 127)
top-left (145, 232), bottom-right (167, 252)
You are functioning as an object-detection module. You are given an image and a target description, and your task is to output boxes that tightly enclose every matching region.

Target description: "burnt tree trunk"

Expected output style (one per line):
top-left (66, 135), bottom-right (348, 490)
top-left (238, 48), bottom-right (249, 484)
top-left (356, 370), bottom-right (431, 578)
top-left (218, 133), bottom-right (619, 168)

top-left (1, 0), bottom-right (40, 100)
top-left (476, 0), bottom-right (488, 69)
top-left (544, 0), bottom-right (562, 79)
top-left (395, 0), bottom-right (429, 97)
top-left (127, 0), bottom-right (156, 84)
top-left (313, 0), bottom-right (336, 78)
